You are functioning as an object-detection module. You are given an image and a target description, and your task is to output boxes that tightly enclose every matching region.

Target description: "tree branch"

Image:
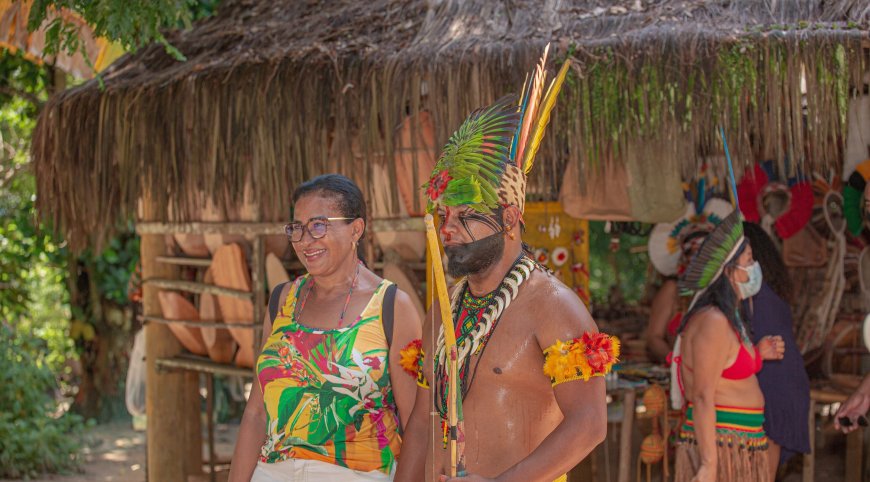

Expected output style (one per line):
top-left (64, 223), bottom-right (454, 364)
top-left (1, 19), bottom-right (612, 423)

top-left (0, 85), bottom-right (44, 109)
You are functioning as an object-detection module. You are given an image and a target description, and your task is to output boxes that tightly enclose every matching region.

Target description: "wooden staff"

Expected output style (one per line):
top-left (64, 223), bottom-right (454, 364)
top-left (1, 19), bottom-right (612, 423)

top-left (424, 214), bottom-right (465, 477)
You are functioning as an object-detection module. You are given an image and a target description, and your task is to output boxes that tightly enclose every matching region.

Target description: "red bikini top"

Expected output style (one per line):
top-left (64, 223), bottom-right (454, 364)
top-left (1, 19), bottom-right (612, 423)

top-left (721, 338), bottom-right (762, 380)
top-left (667, 312), bottom-right (682, 337)
top-left (668, 331), bottom-right (762, 397)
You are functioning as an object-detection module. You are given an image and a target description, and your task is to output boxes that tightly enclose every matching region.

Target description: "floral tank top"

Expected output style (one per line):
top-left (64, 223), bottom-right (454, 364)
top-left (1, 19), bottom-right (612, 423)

top-left (256, 276), bottom-right (401, 474)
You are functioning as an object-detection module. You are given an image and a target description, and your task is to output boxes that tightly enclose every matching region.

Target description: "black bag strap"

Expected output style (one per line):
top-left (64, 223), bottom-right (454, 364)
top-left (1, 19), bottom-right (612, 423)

top-left (382, 283), bottom-right (398, 348)
top-left (268, 281), bottom-right (290, 323)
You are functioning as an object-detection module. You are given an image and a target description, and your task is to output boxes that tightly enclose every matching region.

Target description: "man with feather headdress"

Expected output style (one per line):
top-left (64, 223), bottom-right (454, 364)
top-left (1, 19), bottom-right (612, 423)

top-left (394, 47), bottom-right (616, 482)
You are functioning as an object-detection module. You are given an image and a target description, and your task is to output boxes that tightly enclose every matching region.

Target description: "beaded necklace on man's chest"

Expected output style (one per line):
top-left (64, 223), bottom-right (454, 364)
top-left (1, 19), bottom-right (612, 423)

top-left (433, 255), bottom-right (536, 419)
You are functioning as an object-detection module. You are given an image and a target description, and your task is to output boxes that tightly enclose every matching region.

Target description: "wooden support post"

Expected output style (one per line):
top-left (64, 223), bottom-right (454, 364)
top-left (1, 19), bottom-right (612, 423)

top-left (143, 209), bottom-right (202, 481)
top-left (252, 236), bottom-right (265, 363)
top-left (802, 399), bottom-right (815, 482)
top-left (845, 428), bottom-right (863, 482)
top-left (618, 389), bottom-right (636, 482)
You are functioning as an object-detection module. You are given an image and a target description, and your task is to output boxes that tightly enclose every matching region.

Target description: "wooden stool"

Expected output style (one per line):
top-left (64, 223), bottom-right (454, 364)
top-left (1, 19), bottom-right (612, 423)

top-left (805, 387), bottom-right (863, 482)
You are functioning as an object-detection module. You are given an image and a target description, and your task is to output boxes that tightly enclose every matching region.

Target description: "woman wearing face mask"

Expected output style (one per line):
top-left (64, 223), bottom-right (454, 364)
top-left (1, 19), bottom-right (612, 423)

top-left (229, 174), bottom-right (422, 482)
top-left (742, 222), bottom-right (810, 480)
top-left (670, 211), bottom-right (784, 482)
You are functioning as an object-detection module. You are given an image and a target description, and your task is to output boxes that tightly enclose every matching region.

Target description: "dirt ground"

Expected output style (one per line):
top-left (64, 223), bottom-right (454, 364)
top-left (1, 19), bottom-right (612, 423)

top-left (3, 421), bottom-right (236, 482)
top-left (4, 419), bottom-right (860, 481)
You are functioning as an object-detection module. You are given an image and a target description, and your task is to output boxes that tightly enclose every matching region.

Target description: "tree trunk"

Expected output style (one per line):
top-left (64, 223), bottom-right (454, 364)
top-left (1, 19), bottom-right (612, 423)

top-left (69, 257), bottom-right (132, 421)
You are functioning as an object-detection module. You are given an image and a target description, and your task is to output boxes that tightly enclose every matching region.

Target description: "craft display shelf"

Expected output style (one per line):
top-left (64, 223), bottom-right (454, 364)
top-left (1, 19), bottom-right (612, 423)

top-left (138, 221), bottom-right (272, 482)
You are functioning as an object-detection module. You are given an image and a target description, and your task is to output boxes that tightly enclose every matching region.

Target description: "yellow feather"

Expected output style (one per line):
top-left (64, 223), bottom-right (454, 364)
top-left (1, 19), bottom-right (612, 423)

top-left (514, 44), bottom-right (549, 167)
top-left (522, 58), bottom-right (571, 173)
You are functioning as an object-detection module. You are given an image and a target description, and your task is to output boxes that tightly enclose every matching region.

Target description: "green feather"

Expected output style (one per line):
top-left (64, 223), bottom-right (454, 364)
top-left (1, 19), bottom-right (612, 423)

top-left (441, 177), bottom-right (484, 207)
top-left (679, 210), bottom-right (745, 293)
top-left (429, 95), bottom-right (520, 211)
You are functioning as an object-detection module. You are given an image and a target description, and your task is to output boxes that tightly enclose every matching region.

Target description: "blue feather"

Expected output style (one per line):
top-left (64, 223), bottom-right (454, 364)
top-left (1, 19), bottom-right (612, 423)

top-left (720, 127), bottom-right (739, 207)
top-left (511, 84), bottom-right (533, 163)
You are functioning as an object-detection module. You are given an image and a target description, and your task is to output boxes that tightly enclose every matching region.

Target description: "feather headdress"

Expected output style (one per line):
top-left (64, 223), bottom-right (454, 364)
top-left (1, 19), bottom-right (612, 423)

top-left (425, 45), bottom-right (571, 214)
top-left (677, 209), bottom-right (746, 297)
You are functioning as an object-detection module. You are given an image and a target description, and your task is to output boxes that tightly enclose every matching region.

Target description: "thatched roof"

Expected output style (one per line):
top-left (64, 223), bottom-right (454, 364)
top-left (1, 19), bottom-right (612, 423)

top-left (32, 0), bottom-right (870, 249)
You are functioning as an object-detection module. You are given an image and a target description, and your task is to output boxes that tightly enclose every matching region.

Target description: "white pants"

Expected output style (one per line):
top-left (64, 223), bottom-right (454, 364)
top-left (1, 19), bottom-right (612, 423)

top-left (250, 458), bottom-right (394, 481)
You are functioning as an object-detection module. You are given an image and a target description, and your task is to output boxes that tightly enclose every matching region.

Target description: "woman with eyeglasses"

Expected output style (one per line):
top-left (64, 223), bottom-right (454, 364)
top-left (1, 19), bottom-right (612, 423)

top-left (229, 174), bottom-right (423, 482)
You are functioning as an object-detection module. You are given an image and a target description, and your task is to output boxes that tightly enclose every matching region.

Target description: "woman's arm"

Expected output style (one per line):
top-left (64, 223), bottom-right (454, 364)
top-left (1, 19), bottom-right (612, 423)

top-left (645, 280), bottom-right (677, 363)
top-left (228, 284), bottom-right (287, 482)
top-left (388, 289), bottom-right (423, 429)
top-left (685, 311), bottom-right (733, 481)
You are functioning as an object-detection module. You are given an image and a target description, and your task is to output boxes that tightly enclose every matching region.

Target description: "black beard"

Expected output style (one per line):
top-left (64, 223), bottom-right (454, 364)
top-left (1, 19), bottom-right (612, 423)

top-left (444, 233), bottom-right (505, 277)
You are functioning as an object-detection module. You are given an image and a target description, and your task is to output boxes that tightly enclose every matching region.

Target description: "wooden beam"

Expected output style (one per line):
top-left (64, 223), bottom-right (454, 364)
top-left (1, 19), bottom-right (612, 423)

top-left (156, 255), bottom-right (212, 267)
top-left (803, 400), bottom-right (815, 482)
top-left (846, 429), bottom-right (863, 482)
top-left (372, 217), bottom-right (425, 232)
top-left (156, 355), bottom-right (253, 378)
top-left (251, 236), bottom-right (266, 364)
top-left (617, 389), bottom-right (636, 482)
top-left (145, 278), bottom-right (252, 299)
top-left (137, 217), bottom-right (426, 235)
top-left (141, 315), bottom-right (256, 329)
top-left (137, 222), bottom-right (284, 236)
top-left (143, 207), bottom-right (202, 480)
top-left (156, 255), bottom-right (426, 272)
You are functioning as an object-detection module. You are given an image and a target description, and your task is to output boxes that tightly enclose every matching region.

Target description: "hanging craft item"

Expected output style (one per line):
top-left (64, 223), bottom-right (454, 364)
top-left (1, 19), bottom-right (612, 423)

top-left (551, 247), bottom-right (569, 267)
top-left (811, 174), bottom-right (846, 239)
top-left (637, 384), bottom-right (669, 481)
top-left (843, 159), bottom-right (870, 235)
top-left (533, 248), bottom-right (549, 265)
top-left (647, 198), bottom-right (732, 276)
top-left (548, 216), bottom-right (562, 240)
top-left (792, 177), bottom-right (849, 353)
top-left (737, 161), bottom-right (814, 239)
top-left (522, 202), bottom-right (590, 305)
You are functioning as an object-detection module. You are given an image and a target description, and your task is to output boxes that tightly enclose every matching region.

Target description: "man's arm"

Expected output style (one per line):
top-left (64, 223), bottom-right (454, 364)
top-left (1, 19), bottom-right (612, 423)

top-left (834, 373), bottom-right (870, 433)
top-left (489, 375), bottom-right (607, 482)
top-left (388, 289), bottom-right (423, 430)
top-left (487, 284), bottom-right (607, 482)
top-left (394, 300), bottom-right (437, 482)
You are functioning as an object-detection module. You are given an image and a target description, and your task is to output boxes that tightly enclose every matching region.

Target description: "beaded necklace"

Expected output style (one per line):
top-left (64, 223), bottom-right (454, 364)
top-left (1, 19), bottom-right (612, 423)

top-left (434, 254), bottom-right (535, 420)
top-left (295, 262), bottom-right (361, 327)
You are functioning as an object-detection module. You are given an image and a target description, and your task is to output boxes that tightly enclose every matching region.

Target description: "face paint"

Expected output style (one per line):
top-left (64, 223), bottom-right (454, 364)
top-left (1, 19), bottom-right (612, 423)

top-left (440, 207), bottom-right (453, 243)
top-left (444, 231), bottom-right (505, 277)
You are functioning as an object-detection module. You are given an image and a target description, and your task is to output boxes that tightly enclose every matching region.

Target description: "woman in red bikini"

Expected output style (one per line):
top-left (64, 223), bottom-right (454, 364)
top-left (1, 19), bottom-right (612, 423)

top-left (671, 210), bottom-right (785, 482)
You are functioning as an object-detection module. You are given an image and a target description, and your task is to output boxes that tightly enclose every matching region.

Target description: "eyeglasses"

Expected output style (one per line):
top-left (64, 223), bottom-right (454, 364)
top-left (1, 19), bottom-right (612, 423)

top-left (284, 217), bottom-right (356, 243)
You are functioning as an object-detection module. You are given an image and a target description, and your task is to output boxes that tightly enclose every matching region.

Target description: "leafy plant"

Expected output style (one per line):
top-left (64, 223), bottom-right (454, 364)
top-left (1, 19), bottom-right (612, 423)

top-left (588, 220), bottom-right (651, 307)
top-left (27, 0), bottom-right (222, 63)
top-left (0, 324), bottom-right (88, 479)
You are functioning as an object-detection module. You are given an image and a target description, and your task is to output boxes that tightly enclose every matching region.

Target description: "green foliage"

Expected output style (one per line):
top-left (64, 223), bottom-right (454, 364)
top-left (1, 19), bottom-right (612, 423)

top-left (0, 50), bottom-right (55, 324)
top-left (0, 324), bottom-right (88, 479)
top-left (90, 231), bottom-right (140, 306)
top-left (27, 0), bottom-right (222, 63)
top-left (588, 221), bottom-right (651, 307)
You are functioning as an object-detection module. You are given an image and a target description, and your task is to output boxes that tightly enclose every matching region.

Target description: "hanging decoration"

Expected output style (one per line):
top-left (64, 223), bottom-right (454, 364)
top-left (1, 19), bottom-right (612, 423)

top-left (523, 202), bottom-right (590, 305)
top-left (736, 161), bottom-right (814, 239)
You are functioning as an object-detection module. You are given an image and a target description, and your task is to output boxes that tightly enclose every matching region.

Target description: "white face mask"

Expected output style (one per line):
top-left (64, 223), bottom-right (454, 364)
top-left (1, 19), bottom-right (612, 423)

top-left (736, 261), bottom-right (763, 299)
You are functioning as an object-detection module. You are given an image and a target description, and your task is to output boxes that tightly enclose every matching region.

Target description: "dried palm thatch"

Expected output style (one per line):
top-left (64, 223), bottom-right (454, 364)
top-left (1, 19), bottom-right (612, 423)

top-left (31, 0), bottom-right (870, 250)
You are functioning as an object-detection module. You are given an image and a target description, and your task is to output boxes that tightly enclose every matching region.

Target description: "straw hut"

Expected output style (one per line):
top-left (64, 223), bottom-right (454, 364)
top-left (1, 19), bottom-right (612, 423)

top-left (30, 1), bottom-right (869, 479)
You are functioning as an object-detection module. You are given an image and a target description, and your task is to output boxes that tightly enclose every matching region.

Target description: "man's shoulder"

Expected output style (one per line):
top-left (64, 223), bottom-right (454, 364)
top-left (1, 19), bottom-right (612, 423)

top-left (521, 268), bottom-right (587, 311)
top-left (516, 268), bottom-right (596, 337)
